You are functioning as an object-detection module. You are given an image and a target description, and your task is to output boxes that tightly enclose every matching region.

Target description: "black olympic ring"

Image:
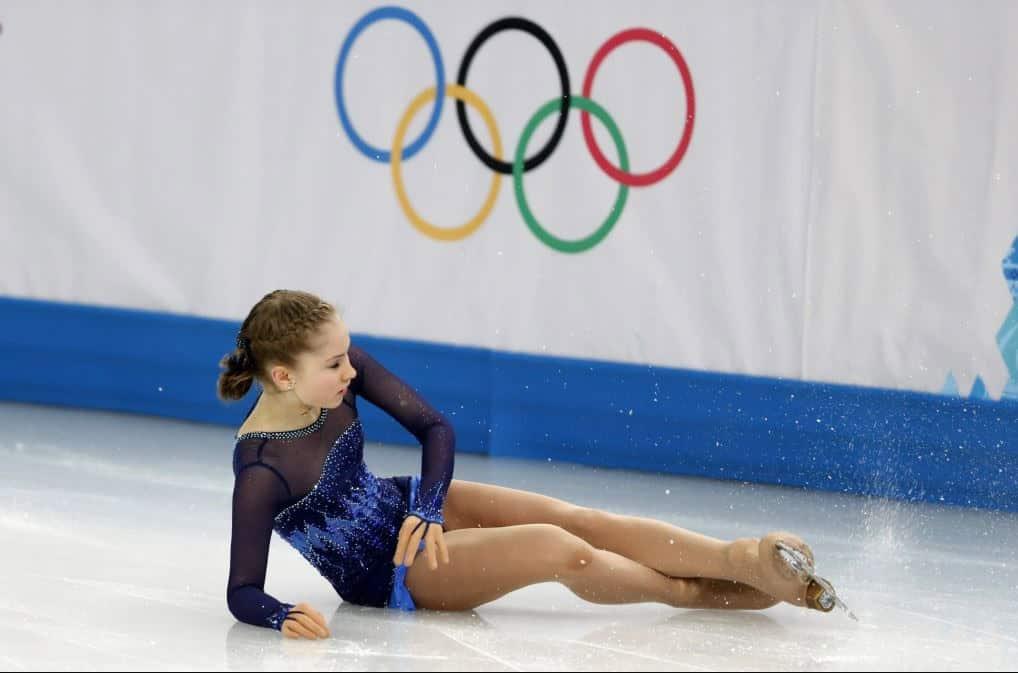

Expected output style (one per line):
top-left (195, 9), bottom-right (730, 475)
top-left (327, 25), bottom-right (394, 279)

top-left (455, 17), bottom-right (571, 175)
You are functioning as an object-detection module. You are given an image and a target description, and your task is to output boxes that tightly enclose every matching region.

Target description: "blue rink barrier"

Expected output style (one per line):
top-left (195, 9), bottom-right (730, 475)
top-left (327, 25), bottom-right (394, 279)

top-left (2, 295), bottom-right (1016, 512)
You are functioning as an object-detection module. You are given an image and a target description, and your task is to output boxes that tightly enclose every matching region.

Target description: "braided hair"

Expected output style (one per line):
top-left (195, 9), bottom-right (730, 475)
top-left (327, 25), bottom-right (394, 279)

top-left (217, 290), bottom-right (337, 401)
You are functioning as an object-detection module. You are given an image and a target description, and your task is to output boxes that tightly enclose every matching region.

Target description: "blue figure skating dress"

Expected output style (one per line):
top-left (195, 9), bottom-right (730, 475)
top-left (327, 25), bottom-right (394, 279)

top-left (226, 345), bottom-right (455, 630)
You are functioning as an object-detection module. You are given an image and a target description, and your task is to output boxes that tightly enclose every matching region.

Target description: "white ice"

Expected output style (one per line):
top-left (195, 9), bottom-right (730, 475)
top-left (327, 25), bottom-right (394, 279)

top-left (1, 401), bottom-right (1016, 671)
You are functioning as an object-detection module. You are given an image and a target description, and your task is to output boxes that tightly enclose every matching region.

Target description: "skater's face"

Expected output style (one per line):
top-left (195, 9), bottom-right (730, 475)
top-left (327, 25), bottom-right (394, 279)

top-left (269, 316), bottom-right (357, 409)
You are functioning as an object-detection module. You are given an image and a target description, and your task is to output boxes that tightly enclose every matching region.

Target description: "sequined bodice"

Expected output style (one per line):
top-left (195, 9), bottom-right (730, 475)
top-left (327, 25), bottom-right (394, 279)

top-left (271, 420), bottom-right (408, 595)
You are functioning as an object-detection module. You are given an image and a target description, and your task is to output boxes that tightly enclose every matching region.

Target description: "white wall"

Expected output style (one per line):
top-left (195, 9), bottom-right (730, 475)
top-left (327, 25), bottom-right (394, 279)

top-left (2, 0), bottom-right (1014, 396)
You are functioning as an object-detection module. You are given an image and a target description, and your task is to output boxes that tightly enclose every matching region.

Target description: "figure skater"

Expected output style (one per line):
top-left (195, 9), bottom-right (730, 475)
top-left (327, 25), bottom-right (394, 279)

top-left (221, 290), bottom-right (849, 640)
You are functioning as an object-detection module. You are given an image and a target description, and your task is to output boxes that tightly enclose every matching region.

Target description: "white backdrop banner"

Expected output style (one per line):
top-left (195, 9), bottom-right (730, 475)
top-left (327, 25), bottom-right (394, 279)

top-left (2, 0), bottom-right (1015, 397)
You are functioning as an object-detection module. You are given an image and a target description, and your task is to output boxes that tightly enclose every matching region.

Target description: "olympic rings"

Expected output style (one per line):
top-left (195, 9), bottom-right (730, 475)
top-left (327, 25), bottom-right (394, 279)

top-left (456, 18), bottom-right (570, 175)
top-left (391, 84), bottom-right (503, 242)
top-left (335, 6), bottom-right (695, 252)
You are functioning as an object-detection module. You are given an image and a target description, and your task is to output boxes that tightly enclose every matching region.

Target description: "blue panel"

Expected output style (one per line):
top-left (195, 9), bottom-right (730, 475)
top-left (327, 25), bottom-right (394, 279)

top-left (2, 295), bottom-right (1016, 511)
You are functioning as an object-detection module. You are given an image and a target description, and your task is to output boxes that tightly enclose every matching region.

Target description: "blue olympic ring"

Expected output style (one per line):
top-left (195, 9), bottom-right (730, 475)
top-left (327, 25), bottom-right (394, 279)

top-left (334, 6), bottom-right (445, 162)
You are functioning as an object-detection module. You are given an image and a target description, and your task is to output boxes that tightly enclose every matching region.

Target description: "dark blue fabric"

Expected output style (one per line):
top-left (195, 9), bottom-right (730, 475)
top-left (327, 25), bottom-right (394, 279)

top-left (226, 346), bottom-right (455, 629)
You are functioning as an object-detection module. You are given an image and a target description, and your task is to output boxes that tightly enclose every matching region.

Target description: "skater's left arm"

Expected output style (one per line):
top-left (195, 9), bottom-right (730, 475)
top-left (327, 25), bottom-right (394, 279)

top-left (349, 345), bottom-right (454, 568)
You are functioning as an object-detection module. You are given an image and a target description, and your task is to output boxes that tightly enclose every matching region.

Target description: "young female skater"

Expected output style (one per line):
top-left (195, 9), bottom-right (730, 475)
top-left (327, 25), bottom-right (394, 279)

top-left (221, 290), bottom-right (848, 640)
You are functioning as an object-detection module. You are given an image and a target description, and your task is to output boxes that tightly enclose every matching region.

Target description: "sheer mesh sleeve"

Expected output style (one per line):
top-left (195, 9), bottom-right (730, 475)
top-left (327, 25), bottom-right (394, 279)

top-left (226, 460), bottom-right (294, 630)
top-left (350, 344), bottom-right (456, 524)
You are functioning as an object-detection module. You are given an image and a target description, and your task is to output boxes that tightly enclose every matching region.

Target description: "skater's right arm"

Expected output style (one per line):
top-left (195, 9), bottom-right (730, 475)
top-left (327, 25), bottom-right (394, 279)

top-left (226, 462), bottom-right (329, 638)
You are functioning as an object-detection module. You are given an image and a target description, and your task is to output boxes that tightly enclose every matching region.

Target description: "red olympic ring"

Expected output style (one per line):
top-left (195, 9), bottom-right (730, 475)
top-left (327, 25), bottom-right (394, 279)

top-left (580, 28), bottom-right (696, 187)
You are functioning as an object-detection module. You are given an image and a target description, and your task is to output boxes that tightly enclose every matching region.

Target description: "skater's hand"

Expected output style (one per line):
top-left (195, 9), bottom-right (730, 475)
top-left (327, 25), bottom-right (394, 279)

top-left (394, 514), bottom-right (450, 570)
top-left (281, 602), bottom-right (330, 640)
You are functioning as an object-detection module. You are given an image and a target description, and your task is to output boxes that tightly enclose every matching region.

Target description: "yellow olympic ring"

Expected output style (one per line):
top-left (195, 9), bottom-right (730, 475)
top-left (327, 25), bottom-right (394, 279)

top-left (391, 84), bottom-right (503, 242)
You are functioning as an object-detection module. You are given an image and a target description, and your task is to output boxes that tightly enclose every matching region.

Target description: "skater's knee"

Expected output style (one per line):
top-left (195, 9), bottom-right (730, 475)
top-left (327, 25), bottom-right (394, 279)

top-left (532, 524), bottom-right (594, 574)
top-left (562, 540), bottom-right (595, 574)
